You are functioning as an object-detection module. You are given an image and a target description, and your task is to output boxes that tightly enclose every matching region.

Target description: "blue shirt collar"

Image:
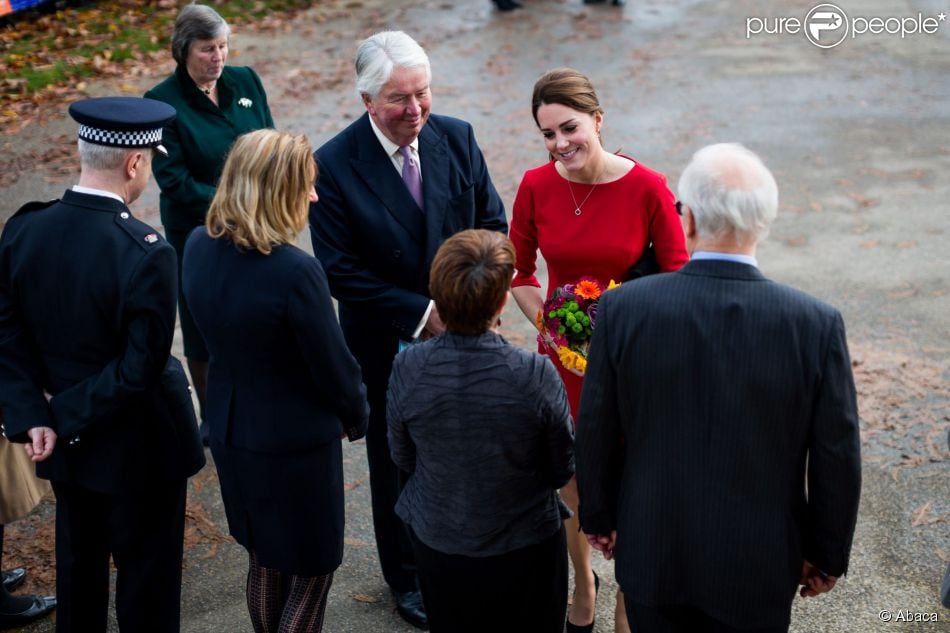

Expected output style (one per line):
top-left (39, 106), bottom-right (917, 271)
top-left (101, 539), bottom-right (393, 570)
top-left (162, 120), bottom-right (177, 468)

top-left (691, 251), bottom-right (758, 267)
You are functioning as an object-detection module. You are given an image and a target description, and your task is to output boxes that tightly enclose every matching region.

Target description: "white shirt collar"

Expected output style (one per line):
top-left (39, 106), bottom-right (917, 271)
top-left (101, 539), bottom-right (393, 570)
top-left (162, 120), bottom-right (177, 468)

top-left (72, 185), bottom-right (125, 204)
top-left (368, 115), bottom-right (419, 157)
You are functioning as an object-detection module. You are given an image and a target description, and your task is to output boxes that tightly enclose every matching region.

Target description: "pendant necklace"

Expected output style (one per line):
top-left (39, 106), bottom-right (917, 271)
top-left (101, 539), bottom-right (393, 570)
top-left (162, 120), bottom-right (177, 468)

top-left (567, 165), bottom-right (605, 216)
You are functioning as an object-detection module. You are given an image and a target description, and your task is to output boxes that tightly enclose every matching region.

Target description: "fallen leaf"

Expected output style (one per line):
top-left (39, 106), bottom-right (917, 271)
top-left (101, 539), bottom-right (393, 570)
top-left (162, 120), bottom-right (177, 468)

top-left (911, 501), bottom-right (943, 527)
top-left (353, 593), bottom-right (381, 604)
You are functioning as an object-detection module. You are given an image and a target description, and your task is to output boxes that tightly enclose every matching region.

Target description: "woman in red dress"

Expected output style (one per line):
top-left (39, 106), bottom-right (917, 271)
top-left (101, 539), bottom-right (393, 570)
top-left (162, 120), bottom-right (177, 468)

top-left (510, 68), bottom-right (689, 633)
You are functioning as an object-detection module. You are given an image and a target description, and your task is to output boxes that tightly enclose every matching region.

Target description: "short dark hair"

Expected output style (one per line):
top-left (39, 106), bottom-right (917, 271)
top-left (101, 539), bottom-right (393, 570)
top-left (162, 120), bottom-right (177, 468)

top-left (429, 230), bottom-right (514, 336)
top-left (171, 3), bottom-right (230, 66)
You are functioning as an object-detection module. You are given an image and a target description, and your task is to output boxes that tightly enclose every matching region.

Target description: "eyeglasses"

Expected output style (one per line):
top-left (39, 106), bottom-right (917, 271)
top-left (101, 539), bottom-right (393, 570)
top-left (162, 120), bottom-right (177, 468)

top-left (675, 200), bottom-right (684, 216)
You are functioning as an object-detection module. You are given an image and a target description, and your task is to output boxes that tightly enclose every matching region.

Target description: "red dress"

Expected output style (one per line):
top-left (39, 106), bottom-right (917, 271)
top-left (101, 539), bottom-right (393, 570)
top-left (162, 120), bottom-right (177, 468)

top-left (510, 158), bottom-right (689, 421)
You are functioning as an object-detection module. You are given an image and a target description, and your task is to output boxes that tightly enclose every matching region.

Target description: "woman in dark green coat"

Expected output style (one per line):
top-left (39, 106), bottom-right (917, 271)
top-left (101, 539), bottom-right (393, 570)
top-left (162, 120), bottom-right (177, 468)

top-left (146, 3), bottom-right (273, 440)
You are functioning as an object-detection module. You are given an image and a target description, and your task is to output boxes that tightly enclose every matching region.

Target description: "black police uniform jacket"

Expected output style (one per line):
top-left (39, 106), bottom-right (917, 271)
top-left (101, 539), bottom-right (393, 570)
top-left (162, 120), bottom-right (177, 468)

top-left (0, 190), bottom-right (203, 493)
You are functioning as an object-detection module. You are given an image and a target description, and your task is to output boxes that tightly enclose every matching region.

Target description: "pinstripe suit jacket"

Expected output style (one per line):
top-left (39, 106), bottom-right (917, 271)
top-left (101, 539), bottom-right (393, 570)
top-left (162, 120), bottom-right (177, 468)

top-left (576, 259), bottom-right (861, 629)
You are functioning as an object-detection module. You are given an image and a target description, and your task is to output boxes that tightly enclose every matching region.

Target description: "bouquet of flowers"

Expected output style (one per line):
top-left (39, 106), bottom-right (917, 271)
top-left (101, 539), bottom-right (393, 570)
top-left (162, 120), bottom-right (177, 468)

top-left (536, 277), bottom-right (617, 375)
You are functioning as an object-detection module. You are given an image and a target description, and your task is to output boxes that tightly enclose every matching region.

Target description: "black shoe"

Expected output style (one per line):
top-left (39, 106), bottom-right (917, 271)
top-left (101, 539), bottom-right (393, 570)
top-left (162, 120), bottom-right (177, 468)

top-left (611, 0), bottom-right (625, 5)
top-left (494, 0), bottom-right (522, 10)
top-left (0, 568), bottom-right (26, 592)
top-left (393, 589), bottom-right (428, 629)
top-left (565, 619), bottom-right (593, 633)
top-left (0, 595), bottom-right (57, 629)
top-left (583, 0), bottom-right (606, 4)
top-left (565, 572), bottom-right (599, 633)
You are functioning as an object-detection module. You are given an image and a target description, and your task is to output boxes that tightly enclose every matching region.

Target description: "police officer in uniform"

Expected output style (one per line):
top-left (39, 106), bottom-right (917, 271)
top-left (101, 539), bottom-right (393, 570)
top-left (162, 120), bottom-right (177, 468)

top-left (0, 97), bottom-right (204, 633)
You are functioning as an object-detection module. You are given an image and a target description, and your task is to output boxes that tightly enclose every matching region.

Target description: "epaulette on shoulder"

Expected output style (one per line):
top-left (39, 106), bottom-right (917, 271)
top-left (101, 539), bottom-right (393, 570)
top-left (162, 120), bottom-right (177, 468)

top-left (12, 199), bottom-right (58, 218)
top-left (113, 213), bottom-right (166, 252)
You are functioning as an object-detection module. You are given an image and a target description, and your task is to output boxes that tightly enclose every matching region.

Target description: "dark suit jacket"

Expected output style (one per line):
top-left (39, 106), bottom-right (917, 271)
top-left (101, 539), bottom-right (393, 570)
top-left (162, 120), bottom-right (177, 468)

top-left (0, 190), bottom-right (203, 493)
top-left (182, 230), bottom-right (369, 452)
top-left (576, 259), bottom-right (861, 629)
top-left (309, 112), bottom-right (508, 379)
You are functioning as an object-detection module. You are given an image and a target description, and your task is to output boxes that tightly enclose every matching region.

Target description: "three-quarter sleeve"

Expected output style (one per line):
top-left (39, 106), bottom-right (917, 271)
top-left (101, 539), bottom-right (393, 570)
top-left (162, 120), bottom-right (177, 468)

top-left (510, 170), bottom-right (542, 289)
top-left (647, 179), bottom-right (689, 272)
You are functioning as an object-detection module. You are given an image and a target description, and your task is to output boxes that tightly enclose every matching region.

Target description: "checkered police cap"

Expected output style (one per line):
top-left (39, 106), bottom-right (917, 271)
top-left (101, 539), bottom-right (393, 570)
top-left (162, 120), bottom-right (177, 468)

top-left (69, 97), bottom-right (177, 157)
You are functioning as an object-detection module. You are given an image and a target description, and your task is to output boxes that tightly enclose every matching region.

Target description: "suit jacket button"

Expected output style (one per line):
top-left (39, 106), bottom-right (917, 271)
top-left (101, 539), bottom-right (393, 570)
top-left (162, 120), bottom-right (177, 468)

top-left (393, 250), bottom-right (401, 259)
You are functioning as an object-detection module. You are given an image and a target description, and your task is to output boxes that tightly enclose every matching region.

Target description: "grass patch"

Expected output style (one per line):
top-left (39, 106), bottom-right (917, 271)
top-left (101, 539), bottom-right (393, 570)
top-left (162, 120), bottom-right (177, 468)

top-left (0, 0), bottom-right (315, 103)
top-left (18, 61), bottom-right (94, 92)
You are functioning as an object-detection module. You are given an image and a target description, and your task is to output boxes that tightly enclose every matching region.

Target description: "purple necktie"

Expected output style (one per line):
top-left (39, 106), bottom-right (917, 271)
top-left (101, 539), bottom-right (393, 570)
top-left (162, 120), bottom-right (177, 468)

top-left (398, 145), bottom-right (424, 212)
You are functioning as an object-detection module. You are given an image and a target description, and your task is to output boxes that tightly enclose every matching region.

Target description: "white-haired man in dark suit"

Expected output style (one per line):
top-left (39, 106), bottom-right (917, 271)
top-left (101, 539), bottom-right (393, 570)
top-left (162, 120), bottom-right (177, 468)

top-left (308, 30), bottom-right (507, 630)
top-left (577, 142), bottom-right (861, 633)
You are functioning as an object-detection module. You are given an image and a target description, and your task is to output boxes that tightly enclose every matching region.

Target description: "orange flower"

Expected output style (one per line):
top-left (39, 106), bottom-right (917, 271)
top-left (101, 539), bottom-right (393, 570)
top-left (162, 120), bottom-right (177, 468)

top-left (574, 279), bottom-right (602, 301)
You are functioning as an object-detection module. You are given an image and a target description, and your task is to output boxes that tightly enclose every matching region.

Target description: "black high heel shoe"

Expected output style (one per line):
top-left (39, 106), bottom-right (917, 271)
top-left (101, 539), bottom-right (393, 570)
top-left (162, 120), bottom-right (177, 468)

top-left (565, 572), bottom-right (600, 633)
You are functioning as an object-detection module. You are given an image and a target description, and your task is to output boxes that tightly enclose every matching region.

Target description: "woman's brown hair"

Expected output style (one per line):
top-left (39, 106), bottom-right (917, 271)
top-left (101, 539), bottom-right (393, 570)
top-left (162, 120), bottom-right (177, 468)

top-left (531, 67), bottom-right (604, 127)
top-left (429, 230), bottom-right (514, 336)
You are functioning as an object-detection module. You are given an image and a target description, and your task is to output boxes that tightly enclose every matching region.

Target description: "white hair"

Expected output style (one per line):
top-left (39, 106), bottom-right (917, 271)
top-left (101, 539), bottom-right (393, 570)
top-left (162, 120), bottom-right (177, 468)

top-left (354, 30), bottom-right (431, 99)
top-left (677, 143), bottom-right (778, 243)
top-left (77, 139), bottom-right (136, 171)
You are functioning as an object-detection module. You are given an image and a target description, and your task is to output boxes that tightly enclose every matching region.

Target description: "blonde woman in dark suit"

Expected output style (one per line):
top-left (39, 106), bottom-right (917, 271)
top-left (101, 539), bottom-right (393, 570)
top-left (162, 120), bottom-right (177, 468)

top-left (183, 129), bottom-right (368, 633)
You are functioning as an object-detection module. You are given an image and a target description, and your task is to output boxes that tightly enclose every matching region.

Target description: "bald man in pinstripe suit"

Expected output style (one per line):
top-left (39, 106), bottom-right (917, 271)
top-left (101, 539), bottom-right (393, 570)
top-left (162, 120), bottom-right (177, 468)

top-left (576, 143), bottom-right (861, 633)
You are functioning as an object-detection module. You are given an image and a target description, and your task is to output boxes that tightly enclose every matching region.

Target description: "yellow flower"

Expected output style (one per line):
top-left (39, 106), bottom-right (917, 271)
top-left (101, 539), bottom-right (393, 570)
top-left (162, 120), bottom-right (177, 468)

top-left (607, 279), bottom-right (621, 291)
top-left (557, 347), bottom-right (588, 375)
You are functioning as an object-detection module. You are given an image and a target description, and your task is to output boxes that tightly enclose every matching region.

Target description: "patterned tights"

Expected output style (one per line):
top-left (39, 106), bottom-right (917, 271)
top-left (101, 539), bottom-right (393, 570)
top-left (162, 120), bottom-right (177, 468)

top-left (246, 551), bottom-right (333, 633)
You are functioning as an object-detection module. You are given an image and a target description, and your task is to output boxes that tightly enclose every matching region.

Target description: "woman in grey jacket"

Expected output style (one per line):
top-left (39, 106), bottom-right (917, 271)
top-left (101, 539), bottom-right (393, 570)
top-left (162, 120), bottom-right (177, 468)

top-left (387, 229), bottom-right (575, 633)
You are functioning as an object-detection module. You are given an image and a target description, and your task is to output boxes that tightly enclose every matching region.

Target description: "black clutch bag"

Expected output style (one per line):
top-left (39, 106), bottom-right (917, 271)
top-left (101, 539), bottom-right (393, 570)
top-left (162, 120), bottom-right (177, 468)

top-left (622, 244), bottom-right (660, 281)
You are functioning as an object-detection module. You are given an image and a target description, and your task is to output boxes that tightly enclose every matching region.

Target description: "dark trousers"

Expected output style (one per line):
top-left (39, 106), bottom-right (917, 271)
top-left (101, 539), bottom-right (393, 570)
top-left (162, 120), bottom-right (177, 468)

top-left (52, 479), bottom-right (187, 633)
top-left (411, 525), bottom-right (567, 633)
top-left (364, 361), bottom-right (417, 592)
top-left (623, 598), bottom-right (790, 633)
